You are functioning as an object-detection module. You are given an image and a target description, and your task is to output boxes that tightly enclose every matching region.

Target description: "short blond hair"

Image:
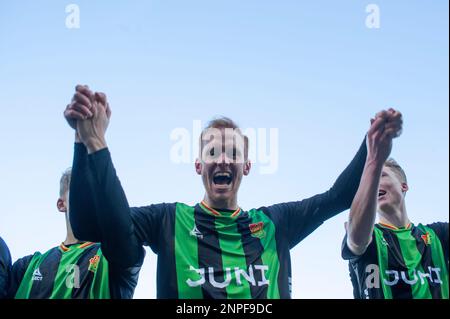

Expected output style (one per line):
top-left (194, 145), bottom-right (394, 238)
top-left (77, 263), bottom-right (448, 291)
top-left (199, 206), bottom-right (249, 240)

top-left (384, 158), bottom-right (407, 184)
top-left (199, 116), bottom-right (249, 159)
top-left (59, 168), bottom-right (72, 197)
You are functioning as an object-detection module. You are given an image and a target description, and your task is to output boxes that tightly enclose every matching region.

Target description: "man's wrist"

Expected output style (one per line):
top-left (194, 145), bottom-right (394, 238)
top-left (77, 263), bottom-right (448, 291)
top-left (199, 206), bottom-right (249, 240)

top-left (364, 157), bottom-right (385, 172)
top-left (85, 137), bottom-right (108, 154)
top-left (75, 131), bottom-right (81, 143)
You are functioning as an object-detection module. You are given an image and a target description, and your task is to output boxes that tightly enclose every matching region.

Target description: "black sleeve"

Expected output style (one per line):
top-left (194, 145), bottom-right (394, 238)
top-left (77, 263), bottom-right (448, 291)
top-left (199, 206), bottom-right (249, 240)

top-left (427, 222), bottom-right (449, 261)
top-left (107, 203), bottom-right (170, 298)
top-left (7, 255), bottom-right (33, 299)
top-left (108, 250), bottom-right (146, 299)
top-left (348, 262), bottom-right (361, 299)
top-left (70, 147), bottom-right (143, 269)
top-left (69, 143), bottom-right (101, 242)
top-left (0, 237), bottom-right (12, 299)
top-left (266, 138), bottom-right (367, 249)
top-left (130, 203), bottom-right (173, 254)
top-left (341, 234), bottom-right (376, 261)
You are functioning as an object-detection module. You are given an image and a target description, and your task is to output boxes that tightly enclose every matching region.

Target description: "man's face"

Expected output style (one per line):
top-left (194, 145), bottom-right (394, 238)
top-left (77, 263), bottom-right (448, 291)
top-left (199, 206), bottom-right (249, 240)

top-left (196, 128), bottom-right (250, 205)
top-left (378, 166), bottom-right (407, 213)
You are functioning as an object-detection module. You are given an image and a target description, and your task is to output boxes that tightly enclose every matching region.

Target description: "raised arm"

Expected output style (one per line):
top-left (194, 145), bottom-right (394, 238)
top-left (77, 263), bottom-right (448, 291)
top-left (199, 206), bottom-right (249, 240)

top-left (346, 109), bottom-right (403, 255)
top-left (65, 85), bottom-right (142, 268)
top-left (267, 109), bottom-right (402, 249)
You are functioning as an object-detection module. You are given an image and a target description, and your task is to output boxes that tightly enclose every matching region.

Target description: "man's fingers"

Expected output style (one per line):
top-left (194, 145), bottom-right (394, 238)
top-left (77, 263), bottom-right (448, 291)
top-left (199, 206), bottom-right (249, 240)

top-left (71, 102), bottom-right (93, 118)
top-left (382, 127), bottom-right (399, 140)
top-left (73, 92), bottom-right (92, 109)
top-left (75, 84), bottom-right (95, 104)
top-left (105, 102), bottom-right (112, 119)
top-left (385, 109), bottom-right (402, 123)
top-left (368, 116), bottom-right (386, 134)
top-left (64, 108), bottom-right (86, 121)
top-left (375, 110), bottom-right (389, 120)
top-left (95, 92), bottom-right (107, 105)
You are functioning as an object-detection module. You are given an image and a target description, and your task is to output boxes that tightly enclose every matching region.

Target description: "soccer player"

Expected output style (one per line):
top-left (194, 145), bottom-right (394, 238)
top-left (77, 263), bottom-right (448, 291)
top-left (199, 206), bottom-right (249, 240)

top-left (0, 236), bottom-right (12, 299)
top-left (7, 168), bottom-right (143, 299)
top-left (64, 84), bottom-right (402, 298)
top-left (343, 112), bottom-right (449, 299)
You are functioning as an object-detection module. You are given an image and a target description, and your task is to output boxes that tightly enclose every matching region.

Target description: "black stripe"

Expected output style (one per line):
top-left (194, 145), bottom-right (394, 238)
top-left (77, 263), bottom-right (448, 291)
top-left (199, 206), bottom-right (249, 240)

top-left (357, 236), bottom-right (385, 299)
top-left (194, 204), bottom-right (227, 299)
top-left (262, 209), bottom-right (291, 299)
top-left (28, 248), bottom-right (62, 299)
top-left (384, 229), bottom-right (413, 299)
top-left (157, 203), bottom-right (178, 298)
top-left (412, 227), bottom-right (442, 299)
top-left (236, 212), bottom-right (267, 299)
top-left (71, 244), bottom-right (101, 299)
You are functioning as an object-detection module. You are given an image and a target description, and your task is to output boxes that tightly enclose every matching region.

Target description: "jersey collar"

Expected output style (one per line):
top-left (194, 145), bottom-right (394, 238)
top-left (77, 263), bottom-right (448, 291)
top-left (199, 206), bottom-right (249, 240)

top-left (199, 200), bottom-right (242, 218)
top-left (378, 222), bottom-right (412, 231)
top-left (59, 242), bottom-right (94, 252)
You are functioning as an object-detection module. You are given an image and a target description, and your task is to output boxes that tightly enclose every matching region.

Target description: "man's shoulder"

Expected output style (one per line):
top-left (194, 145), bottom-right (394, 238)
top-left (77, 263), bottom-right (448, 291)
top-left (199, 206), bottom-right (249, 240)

top-left (421, 221), bottom-right (449, 228)
top-left (130, 202), bottom-right (179, 214)
top-left (418, 221), bottom-right (448, 233)
top-left (418, 222), bottom-right (449, 242)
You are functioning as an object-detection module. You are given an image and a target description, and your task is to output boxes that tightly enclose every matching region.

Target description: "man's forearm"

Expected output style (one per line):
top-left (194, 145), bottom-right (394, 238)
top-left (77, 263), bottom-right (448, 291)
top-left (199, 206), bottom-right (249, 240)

top-left (69, 142), bottom-right (102, 241)
top-left (347, 160), bottom-right (383, 255)
top-left (87, 148), bottom-right (142, 268)
top-left (328, 137), bottom-right (368, 211)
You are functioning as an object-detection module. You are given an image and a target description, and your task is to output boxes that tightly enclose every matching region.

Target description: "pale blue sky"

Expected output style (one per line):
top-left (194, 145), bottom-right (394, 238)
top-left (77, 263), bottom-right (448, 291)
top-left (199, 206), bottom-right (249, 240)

top-left (0, 1), bottom-right (448, 298)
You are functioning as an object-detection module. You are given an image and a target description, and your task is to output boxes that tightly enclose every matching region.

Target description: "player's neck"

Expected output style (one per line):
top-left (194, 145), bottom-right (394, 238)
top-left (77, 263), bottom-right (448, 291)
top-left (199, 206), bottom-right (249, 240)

top-left (378, 203), bottom-right (410, 228)
top-left (202, 195), bottom-right (238, 211)
top-left (64, 217), bottom-right (80, 246)
top-left (63, 234), bottom-right (80, 246)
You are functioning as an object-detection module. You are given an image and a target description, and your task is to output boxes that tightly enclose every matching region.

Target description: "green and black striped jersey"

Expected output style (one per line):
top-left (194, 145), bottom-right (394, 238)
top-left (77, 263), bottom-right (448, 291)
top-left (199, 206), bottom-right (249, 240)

top-left (70, 139), bottom-right (368, 299)
top-left (342, 222), bottom-right (449, 299)
top-left (9, 242), bottom-right (142, 299)
top-left (138, 201), bottom-right (287, 298)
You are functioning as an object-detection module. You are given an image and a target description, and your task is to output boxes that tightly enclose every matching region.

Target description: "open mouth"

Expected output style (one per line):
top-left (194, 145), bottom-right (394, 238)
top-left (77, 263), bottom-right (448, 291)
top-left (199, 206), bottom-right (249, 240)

top-left (213, 171), bottom-right (233, 186)
top-left (378, 189), bottom-right (387, 197)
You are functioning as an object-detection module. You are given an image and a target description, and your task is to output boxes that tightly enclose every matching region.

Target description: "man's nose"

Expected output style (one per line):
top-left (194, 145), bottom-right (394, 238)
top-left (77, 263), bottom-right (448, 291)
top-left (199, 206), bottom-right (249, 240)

top-left (217, 152), bottom-right (231, 164)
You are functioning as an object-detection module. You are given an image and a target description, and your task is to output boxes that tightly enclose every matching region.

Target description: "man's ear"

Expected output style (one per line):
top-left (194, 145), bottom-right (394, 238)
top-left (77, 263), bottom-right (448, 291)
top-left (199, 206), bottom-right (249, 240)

top-left (57, 198), bottom-right (67, 213)
top-left (401, 183), bottom-right (409, 193)
top-left (195, 158), bottom-right (202, 175)
top-left (243, 160), bottom-right (252, 176)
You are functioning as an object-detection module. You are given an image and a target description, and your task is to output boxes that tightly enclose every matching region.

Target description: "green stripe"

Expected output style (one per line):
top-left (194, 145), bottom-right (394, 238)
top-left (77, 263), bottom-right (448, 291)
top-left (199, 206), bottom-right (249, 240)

top-left (395, 229), bottom-right (432, 299)
top-left (15, 245), bottom-right (110, 299)
top-left (374, 227), bottom-right (393, 299)
top-left (175, 203), bottom-right (203, 298)
top-left (215, 217), bottom-right (252, 299)
top-left (50, 246), bottom-right (82, 298)
top-left (89, 247), bottom-right (110, 299)
top-left (248, 209), bottom-right (280, 299)
top-left (420, 225), bottom-right (449, 299)
top-left (15, 251), bottom-right (52, 299)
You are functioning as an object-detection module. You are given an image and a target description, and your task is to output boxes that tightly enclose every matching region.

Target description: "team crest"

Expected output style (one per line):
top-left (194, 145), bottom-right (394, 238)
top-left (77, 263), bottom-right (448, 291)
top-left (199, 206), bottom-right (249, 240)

top-left (88, 255), bottom-right (100, 272)
top-left (249, 222), bottom-right (266, 238)
top-left (421, 232), bottom-right (431, 246)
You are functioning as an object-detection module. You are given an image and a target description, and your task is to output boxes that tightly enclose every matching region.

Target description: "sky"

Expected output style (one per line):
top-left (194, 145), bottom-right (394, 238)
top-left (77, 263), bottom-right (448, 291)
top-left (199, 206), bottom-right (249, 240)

top-left (0, 0), bottom-right (448, 299)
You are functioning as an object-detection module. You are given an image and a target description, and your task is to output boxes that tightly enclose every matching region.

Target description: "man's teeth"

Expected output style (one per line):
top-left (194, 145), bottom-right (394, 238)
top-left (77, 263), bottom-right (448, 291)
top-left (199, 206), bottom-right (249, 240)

top-left (214, 172), bottom-right (231, 178)
top-left (213, 172), bottom-right (233, 185)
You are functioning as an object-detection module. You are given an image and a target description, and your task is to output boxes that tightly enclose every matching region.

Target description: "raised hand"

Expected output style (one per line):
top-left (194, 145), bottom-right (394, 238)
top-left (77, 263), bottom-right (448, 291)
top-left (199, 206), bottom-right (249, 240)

top-left (64, 85), bottom-right (111, 153)
top-left (366, 108), bottom-right (403, 165)
top-left (64, 85), bottom-right (94, 130)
